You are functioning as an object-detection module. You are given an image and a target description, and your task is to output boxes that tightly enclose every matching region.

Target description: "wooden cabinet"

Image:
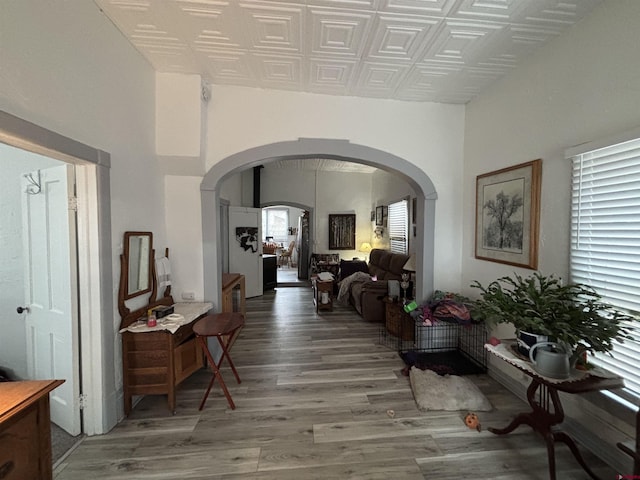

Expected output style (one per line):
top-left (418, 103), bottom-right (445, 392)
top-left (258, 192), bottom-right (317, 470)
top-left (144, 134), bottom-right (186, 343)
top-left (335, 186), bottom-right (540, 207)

top-left (121, 302), bottom-right (211, 415)
top-left (0, 380), bottom-right (63, 480)
top-left (263, 255), bottom-right (277, 291)
top-left (222, 273), bottom-right (246, 315)
top-left (384, 298), bottom-right (415, 341)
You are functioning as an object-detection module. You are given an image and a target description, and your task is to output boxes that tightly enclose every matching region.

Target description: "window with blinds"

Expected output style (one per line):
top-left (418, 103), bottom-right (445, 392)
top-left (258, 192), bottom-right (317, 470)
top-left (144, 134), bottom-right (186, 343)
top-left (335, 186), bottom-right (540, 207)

top-left (570, 136), bottom-right (640, 400)
top-left (388, 199), bottom-right (408, 254)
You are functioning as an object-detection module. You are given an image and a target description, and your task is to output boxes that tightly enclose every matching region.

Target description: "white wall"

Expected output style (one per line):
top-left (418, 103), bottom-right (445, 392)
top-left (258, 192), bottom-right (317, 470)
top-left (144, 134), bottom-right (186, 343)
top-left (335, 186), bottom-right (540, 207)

top-left (164, 176), bottom-right (205, 302)
top-left (156, 73), bottom-right (202, 157)
top-left (0, 145), bottom-right (60, 379)
top-left (1, 0), bottom-right (162, 430)
top-left (462, 0), bottom-right (640, 469)
top-left (462, 0), bottom-right (640, 295)
top-left (314, 171), bottom-right (372, 259)
top-left (371, 169), bottom-right (417, 252)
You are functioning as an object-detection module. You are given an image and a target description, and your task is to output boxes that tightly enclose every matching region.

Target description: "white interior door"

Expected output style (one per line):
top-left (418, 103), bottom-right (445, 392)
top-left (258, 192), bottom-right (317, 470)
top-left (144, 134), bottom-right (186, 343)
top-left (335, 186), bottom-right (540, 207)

top-left (228, 206), bottom-right (263, 298)
top-left (21, 164), bottom-right (81, 435)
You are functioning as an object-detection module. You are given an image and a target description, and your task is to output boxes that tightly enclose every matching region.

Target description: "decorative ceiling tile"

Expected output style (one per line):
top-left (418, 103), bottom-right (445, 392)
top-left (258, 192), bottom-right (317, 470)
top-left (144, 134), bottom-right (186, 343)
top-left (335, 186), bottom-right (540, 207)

top-left (95, 0), bottom-right (604, 103)
top-left (308, 7), bottom-right (374, 57)
top-left (178, 3), bottom-right (243, 50)
top-left (421, 19), bottom-right (504, 66)
top-left (353, 61), bottom-right (410, 97)
top-left (382, 0), bottom-right (458, 16)
top-left (309, 0), bottom-right (383, 11)
top-left (366, 14), bottom-right (441, 61)
top-left (252, 54), bottom-right (303, 87)
top-left (197, 49), bottom-right (257, 84)
top-left (239, 3), bottom-right (303, 53)
top-left (308, 58), bottom-right (358, 93)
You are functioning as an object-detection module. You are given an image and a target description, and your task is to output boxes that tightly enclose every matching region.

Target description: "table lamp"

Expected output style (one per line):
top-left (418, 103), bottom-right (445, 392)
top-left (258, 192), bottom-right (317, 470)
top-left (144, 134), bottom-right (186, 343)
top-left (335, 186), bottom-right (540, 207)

top-left (401, 253), bottom-right (416, 300)
top-left (359, 242), bottom-right (372, 261)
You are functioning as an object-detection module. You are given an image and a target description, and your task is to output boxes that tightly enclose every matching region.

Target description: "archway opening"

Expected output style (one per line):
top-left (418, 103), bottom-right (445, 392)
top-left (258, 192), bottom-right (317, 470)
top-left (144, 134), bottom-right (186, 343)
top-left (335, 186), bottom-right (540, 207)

top-left (202, 138), bottom-right (437, 312)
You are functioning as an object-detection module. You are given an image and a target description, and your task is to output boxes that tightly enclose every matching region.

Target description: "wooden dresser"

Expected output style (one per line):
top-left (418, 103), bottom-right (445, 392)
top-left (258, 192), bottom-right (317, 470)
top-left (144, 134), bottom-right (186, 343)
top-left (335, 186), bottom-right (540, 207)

top-left (120, 302), bottom-right (211, 415)
top-left (0, 380), bottom-right (64, 480)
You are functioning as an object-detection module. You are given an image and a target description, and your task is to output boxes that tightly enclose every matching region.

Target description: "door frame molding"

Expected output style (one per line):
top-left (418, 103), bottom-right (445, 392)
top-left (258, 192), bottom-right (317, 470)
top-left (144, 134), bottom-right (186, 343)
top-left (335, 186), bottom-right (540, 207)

top-left (0, 110), bottom-right (113, 435)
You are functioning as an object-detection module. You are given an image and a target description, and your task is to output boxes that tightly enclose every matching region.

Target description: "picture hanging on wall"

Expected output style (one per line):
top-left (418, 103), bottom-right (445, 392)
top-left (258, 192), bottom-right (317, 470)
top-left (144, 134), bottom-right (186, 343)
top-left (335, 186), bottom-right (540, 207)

top-left (236, 226), bottom-right (258, 253)
top-left (475, 159), bottom-right (541, 269)
top-left (329, 214), bottom-right (356, 250)
top-left (375, 206), bottom-right (384, 226)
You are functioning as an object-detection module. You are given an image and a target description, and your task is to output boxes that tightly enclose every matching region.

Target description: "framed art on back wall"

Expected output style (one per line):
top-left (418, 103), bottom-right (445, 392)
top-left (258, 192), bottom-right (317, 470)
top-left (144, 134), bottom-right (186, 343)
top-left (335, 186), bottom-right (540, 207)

top-left (329, 214), bottom-right (356, 250)
top-left (475, 159), bottom-right (541, 269)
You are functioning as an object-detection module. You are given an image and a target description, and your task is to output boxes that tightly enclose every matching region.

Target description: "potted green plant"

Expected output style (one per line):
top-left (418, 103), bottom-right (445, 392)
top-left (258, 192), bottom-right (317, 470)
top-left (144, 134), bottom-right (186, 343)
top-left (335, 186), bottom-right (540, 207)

top-left (470, 273), bottom-right (635, 366)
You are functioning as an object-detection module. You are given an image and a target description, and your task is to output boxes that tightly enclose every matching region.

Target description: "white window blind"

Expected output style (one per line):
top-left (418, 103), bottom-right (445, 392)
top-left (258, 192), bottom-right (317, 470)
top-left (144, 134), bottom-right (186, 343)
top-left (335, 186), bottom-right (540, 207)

top-left (570, 137), bottom-right (640, 399)
top-left (262, 208), bottom-right (288, 244)
top-left (388, 199), bottom-right (408, 254)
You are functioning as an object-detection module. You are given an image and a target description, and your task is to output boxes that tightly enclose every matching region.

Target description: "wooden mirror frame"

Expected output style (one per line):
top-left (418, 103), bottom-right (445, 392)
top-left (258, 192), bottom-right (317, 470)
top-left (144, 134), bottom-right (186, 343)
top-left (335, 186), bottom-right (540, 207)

top-left (118, 231), bottom-right (174, 328)
top-left (121, 231), bottom-right (153, 300)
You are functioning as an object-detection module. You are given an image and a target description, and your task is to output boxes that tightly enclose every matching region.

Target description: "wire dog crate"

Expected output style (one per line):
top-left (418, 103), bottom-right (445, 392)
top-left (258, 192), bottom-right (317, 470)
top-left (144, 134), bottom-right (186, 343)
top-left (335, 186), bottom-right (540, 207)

top-left (380, 318), bottom-right (488, 374)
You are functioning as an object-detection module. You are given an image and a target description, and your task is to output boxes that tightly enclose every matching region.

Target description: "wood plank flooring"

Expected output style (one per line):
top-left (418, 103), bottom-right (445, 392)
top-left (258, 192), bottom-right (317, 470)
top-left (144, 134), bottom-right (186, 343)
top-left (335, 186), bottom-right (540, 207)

top-left (54, 286), bottom-right (618, 479)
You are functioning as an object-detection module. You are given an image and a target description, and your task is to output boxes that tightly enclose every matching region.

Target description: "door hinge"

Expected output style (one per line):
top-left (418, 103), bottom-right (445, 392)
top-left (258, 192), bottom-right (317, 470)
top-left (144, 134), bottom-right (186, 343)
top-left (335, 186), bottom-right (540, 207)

top-left (78, 393), bottom-right (88, 410)
top-left (68, 195), bottom-right (78, 212)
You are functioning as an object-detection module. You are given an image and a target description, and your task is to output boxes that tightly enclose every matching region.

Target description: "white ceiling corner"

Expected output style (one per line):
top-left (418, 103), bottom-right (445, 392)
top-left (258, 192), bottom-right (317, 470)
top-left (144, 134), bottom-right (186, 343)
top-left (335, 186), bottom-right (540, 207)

top-left (95, 0), bottom-right (603, 104)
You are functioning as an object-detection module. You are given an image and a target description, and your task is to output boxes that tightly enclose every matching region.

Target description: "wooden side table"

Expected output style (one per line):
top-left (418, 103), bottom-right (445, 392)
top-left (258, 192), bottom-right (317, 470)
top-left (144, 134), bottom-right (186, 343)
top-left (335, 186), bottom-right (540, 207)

top-left (486, 342), bottom-right (625, 480)
top-left (383, 297), bottom-right (415, 341)
top-left (312, 277), bottom-right (333, 312)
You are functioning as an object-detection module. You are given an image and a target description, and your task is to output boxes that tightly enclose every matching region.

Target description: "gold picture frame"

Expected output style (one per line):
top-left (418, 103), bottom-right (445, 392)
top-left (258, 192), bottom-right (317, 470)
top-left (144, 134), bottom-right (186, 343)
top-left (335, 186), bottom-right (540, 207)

top-left (475, 159), bottom-right (542, 269)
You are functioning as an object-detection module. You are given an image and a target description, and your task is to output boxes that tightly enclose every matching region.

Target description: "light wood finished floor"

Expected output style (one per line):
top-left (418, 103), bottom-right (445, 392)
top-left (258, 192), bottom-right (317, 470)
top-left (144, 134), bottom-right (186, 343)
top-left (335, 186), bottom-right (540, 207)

top-left (54, 286), bottom-right (617, 479)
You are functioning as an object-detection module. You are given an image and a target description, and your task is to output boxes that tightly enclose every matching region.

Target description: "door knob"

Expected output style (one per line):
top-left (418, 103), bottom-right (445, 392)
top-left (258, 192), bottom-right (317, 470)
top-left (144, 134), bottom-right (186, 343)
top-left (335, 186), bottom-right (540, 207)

top-left (16, 306), bottom-right (30, 314)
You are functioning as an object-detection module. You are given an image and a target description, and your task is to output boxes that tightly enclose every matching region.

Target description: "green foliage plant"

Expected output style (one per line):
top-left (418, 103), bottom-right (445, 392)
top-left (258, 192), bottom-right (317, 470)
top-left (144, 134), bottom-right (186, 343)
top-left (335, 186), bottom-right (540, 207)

top-left (471, 272), bottom-right (635, 355)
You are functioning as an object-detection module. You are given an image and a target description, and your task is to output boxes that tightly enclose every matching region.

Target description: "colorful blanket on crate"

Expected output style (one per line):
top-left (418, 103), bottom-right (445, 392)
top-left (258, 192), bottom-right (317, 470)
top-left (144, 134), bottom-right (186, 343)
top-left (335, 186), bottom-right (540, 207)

top-left (421, 290), bottom-right (473, 326)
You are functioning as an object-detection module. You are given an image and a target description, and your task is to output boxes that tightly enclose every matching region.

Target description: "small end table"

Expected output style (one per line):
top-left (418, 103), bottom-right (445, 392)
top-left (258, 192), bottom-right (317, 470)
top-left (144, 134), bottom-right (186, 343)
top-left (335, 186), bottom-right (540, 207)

top-left (312, 277), bottom-right (333, 312)
top-left (486, 342), bottom-right (624, 480)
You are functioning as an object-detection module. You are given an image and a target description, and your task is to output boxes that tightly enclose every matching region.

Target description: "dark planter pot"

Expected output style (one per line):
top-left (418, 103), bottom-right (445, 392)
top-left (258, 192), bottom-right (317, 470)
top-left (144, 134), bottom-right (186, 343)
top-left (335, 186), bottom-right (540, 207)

top-left (517, 330), bottom-right (549, 357)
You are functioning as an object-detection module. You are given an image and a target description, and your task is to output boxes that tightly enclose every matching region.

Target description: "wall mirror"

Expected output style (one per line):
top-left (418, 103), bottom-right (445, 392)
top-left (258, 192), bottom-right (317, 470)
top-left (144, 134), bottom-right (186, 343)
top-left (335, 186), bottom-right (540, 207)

top-left (122, 231), bottom-right (153, 300)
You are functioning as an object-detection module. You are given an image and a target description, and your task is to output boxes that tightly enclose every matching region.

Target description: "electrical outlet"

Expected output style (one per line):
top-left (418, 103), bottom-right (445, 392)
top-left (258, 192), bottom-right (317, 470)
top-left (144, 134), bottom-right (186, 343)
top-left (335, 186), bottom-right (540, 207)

top-left (181, 291), bottom-right (195, 301)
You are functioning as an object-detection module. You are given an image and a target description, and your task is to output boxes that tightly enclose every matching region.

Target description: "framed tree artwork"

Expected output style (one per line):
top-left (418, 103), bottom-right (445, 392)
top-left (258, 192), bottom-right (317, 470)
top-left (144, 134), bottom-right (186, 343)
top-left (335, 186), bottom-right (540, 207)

top-left (329, 214), bottom-right (356, 250)
top-left (475, 159), bottom-right (542, 269)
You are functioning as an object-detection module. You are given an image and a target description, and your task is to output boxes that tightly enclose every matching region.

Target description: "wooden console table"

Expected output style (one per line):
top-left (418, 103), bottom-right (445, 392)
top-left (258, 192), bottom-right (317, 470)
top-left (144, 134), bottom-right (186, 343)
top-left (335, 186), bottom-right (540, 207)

top-left (486, 342), bottom-right (624, 480)
top-left (0, 379), bottom-right (64, 480)
top-left (222, 273), bottom-right (246, 316)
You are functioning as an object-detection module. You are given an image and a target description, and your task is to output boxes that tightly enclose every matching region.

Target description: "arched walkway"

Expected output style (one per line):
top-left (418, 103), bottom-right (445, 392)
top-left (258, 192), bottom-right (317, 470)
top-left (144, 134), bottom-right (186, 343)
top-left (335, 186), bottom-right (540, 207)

top-left (201, 138), bottom-right (437, 311)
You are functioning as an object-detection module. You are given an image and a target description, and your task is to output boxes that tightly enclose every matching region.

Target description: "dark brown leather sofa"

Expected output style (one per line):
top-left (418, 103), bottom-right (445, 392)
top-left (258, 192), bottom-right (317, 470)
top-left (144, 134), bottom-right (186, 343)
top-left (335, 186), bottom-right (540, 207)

top-left (342, 248), bottom-right (410, 323)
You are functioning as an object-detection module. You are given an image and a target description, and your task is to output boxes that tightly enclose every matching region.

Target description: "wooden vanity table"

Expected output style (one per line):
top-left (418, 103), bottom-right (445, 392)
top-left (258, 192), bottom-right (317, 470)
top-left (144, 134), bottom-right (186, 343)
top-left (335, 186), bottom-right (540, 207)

top-left (118, 232), bottom-right (212, 415)
top-left (120, 302), bottom-right (211, 415)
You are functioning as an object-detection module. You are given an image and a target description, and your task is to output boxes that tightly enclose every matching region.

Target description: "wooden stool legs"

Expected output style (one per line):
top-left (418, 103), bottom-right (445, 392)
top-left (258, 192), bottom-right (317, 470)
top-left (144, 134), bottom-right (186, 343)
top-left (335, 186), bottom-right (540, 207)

top-left (193, 313), bottom-right (244, 410)
top-left (197, 334), bottom-right (241, 410)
